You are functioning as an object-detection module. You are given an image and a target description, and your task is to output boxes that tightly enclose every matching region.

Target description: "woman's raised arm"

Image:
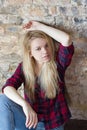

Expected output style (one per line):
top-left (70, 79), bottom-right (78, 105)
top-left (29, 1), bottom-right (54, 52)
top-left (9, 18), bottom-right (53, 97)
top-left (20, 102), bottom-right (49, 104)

top-left (23, 21), bottom-right (72, 47)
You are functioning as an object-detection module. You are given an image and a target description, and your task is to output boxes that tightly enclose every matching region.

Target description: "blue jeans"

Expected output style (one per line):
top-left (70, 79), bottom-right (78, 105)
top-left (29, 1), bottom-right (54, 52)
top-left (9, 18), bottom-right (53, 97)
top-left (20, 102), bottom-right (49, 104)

top-left (0, 94), bottom-right (64, 130)
top-left (36, 122), bottom-right (64, 130)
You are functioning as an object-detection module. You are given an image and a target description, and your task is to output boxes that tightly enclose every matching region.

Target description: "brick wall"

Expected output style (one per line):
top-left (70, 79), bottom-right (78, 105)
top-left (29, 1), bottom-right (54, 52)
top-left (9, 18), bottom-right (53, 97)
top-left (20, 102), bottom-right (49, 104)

top-left (0, 0), bottom-right (87, 120)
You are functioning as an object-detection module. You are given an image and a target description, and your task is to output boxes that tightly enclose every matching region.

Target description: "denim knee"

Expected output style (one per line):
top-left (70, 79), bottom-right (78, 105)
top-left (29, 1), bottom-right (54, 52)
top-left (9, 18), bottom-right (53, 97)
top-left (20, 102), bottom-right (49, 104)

top-left (0, 94), bottom-right (11, 106)
top-left (0, 94), bottom-right (8, 104)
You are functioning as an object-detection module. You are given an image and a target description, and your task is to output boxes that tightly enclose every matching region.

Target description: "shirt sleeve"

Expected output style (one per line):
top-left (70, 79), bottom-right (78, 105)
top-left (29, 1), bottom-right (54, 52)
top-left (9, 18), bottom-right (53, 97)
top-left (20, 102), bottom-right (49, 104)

top-left (56, 43), bottom-right (74, 70)
top-left (2, 63), bottom-right (24, 92)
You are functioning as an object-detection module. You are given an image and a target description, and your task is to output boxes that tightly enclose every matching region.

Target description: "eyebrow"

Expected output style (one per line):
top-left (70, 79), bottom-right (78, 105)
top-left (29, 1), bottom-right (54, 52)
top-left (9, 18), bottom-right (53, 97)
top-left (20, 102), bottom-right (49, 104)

top-left (33, 42), bottom-right (48, 49)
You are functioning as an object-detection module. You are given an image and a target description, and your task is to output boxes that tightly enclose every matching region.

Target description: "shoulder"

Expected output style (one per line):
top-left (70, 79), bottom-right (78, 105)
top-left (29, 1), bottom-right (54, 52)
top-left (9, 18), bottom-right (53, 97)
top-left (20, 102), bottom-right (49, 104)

top-left (55, 43), bottom-right (74, 69)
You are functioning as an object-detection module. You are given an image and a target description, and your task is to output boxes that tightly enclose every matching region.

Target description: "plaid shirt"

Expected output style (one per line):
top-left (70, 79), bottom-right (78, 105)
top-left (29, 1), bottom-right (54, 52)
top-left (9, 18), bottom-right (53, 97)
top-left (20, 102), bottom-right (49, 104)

top-left (2, 43), bottom-right (74, 130)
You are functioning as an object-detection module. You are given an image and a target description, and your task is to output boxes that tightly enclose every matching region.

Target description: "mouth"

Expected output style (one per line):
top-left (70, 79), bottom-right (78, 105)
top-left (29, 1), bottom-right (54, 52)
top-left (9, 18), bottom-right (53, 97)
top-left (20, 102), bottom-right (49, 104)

top-left (42, 55), bottom-right (50, 61)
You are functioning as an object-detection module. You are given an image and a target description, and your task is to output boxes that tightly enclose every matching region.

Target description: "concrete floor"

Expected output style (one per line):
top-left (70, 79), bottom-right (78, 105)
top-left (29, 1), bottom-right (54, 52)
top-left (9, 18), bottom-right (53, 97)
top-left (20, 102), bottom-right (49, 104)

top-left (65, 119), bottom-right (87, 130)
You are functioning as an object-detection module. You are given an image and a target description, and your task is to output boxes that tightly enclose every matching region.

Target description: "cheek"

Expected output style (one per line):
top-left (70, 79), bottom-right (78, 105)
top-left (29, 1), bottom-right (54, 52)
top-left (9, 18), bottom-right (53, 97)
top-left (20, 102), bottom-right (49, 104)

top-left (31, 51), bottom-right (41, 59)
top-left (30, 50), bottom-right (36, 57)
top-left (48, 47), bottom-right (52, 55)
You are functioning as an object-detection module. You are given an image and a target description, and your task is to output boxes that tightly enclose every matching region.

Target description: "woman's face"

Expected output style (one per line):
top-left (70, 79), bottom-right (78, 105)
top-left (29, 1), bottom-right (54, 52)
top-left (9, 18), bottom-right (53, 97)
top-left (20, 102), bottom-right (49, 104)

top-left (30, 38), bottom-right (52, 65)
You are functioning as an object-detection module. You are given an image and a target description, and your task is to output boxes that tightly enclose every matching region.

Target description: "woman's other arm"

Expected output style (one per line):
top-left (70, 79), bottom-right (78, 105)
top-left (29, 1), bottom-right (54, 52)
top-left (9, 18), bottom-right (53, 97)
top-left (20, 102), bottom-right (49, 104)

top-left (4, 86), bottom-right (38, 129)
top-left (4, 86), bottom-right (26, 107)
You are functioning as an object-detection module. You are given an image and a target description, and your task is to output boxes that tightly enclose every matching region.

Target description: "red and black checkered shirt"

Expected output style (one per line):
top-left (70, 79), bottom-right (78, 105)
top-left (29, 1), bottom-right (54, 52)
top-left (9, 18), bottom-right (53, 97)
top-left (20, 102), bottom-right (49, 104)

top-left (2, 43), bottom-right (74, 130)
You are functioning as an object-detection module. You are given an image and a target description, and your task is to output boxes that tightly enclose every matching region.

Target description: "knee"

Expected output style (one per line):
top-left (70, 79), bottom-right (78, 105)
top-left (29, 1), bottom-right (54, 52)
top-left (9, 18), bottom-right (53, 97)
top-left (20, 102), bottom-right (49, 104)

top-left (0, 94), bottom-right (9, 106)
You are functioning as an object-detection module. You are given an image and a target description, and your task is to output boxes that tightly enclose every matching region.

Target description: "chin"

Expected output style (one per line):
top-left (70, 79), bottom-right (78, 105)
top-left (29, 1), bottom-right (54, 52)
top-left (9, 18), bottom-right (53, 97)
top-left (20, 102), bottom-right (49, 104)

top-left (44, 59), bottom-right (51, 63)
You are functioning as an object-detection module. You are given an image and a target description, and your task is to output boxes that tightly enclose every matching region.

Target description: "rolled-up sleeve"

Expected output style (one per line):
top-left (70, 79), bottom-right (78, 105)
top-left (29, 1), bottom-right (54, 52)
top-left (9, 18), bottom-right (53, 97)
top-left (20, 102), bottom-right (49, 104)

top-left (56, 43), bottom-right (74, 69)
top-left (2, 63), bottom-right (24, 92)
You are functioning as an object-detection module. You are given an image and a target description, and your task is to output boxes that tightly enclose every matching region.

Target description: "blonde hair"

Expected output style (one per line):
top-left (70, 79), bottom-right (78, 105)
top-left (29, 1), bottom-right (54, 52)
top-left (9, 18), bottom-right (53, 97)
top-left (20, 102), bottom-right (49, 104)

top-left (22, 30), bottom-right (59, 101)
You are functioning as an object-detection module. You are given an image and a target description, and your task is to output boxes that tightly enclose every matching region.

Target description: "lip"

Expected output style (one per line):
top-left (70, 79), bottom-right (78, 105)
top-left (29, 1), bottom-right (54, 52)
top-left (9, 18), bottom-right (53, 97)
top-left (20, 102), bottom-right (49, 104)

top-left (42, 55), bottom-right (50, 61)
top-left (42, 55), bottom-right (49, 58)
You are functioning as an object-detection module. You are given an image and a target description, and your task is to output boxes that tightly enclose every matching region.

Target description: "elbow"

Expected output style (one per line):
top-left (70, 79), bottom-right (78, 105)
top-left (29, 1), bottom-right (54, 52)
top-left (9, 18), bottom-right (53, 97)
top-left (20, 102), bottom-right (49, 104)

top-left (64, 34), bottom-right (72, 46)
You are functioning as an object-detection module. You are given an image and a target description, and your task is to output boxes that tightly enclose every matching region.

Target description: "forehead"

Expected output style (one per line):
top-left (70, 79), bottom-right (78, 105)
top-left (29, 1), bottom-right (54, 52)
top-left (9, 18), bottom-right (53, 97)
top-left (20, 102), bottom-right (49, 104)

top-left (30, 38), bottom-right (47, 48)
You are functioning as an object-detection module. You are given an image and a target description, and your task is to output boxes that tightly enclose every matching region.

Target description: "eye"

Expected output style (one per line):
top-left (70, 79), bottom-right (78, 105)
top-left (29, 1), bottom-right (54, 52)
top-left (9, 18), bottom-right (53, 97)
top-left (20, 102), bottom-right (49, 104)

top-left (45, 44), bottom-right (49, 48)
top-left (36, 47), bottom-right (41, 51)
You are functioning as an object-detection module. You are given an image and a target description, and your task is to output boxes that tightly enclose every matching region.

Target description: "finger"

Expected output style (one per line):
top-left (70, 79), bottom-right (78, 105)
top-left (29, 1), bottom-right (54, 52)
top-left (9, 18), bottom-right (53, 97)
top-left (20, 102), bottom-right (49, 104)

top-left (29, 115), bottom-right (37, 129)
top-left (28, 113), bottom-right (37, 129)
top-left (33, 114), bottom-right (38, 128)
top-left (23, 24), bottom-right (29, 29)
top-left (25, 113), bottom-right (34, 129)
top-left (28, 114), bottom-right (34, 129)
top-left (25, 115), bottom-right (30, 127)
top-left (23, 21), bottom-right (32, 29)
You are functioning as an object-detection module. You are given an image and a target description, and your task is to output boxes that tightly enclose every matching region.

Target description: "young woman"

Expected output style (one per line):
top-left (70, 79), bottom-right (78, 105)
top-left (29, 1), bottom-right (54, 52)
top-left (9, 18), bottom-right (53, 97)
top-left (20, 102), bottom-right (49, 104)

top-left (0, 21), bottom-right (74, 130)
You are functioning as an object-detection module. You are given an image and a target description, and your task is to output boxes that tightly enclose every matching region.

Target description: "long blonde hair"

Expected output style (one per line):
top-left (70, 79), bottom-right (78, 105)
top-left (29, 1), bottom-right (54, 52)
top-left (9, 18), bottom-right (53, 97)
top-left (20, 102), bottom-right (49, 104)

top-left (22, 30), bottom-right (59, 101)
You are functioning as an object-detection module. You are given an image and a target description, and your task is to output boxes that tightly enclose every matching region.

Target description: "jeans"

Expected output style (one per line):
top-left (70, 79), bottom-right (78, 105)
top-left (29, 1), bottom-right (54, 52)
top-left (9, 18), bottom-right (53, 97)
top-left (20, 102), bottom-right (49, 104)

top-left (36, 122), bottom-right (64, 130)
top-left (0, 94), bottom-right (64, 130)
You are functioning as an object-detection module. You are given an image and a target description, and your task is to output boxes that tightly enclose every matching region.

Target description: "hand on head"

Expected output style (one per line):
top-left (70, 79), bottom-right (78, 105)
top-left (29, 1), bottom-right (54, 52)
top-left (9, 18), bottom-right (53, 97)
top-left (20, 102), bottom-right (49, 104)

top-left (23, 21), bottom-right (33, 29)
top-left (23, 20), bottom-right (41, 31)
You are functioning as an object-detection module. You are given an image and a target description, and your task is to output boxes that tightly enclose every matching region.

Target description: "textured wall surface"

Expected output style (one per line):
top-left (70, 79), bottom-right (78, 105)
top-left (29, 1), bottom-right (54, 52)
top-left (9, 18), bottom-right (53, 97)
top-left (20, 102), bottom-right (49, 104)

top-left (0, 0), bottom-right (87, 120)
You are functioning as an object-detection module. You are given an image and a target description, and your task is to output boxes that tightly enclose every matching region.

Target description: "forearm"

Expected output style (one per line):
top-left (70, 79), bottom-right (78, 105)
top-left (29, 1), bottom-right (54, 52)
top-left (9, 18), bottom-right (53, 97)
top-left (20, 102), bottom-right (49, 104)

top-left (4, 86), bottom-right (26, 107)
top-left (4, 86), bottom-right (38, 128)
top-left (37, 23), bottom-right (71, 46)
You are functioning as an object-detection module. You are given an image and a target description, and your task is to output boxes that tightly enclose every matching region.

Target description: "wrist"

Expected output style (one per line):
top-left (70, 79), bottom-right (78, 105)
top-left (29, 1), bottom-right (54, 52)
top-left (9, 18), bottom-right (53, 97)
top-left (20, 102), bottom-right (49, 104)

top-left (19, 98), bottom-right (27, 107)
top-left (20, 99), bottom-right (31, 108)
top-left (36, 23), bottom-right (46, 31)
